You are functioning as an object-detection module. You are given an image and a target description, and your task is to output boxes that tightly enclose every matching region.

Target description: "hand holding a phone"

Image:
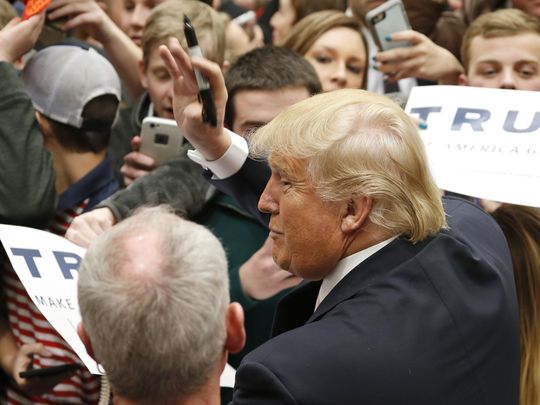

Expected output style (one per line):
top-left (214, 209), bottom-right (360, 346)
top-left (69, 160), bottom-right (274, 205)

top-left (0, 13), bottom-right (45, 64)
top-left (121, 136), bottom-right (158, 186)
top-left (373, 30), bottom-right (464, 84)
top-left (9, 343), bottom-right (77, 396)
top-left (159, 37), bottom-right (229, 161)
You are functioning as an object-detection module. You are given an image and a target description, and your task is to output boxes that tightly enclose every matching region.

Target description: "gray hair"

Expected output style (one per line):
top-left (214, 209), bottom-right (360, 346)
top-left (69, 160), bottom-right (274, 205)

top-left (78, 206), bottom-right (229, 404)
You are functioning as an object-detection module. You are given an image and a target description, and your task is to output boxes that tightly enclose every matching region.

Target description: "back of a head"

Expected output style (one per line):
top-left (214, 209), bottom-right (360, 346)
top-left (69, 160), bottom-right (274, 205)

top-left (461, 8), bottom-right (540, 70)
top-left (490, 204), bottom-right (540, 405)
top-left (224, 46), bottom-right (321, 128)
top-left (250, 89), bottom-right (446, 242)
top-left (78, 206), bottom-right (229, 404)
top-left (21, 45), bottom-right (121, 153)
top-left (291, 0), bottom-right (348, 23)
top-left (142, 0), bottom-right (226, 68)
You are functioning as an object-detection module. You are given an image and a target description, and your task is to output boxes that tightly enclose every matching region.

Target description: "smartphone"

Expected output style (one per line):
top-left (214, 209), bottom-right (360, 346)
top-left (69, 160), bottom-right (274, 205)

top-left (365, 0), bottom-right (411, 52)
top-left (140, 117), bottom-right (185, 166)
top-left (19, 363), bottom-right (81, 379)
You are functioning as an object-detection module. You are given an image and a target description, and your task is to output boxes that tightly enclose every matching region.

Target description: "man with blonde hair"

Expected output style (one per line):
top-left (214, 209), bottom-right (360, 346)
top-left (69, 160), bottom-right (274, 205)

top-left (77, 206), bottom-right (245, 405)
top-left (156, 38), bottom-right (520, 404)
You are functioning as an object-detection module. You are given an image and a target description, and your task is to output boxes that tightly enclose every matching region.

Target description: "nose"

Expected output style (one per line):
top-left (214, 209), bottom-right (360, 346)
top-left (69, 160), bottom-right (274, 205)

top-left (130, 4), bottom-right (149, 31)
top-left (331, 61), bottom-right (347, 88)
top-left (499, 68), bottom-right (517, 90)
top-left (258, 177), bottom-right (279, 214)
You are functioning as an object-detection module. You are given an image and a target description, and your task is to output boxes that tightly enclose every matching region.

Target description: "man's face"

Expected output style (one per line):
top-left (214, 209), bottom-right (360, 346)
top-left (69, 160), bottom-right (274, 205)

top-left (258, 156), bottom-right (347, 280)
top-left (511, 0), bottom-right (540, 18)
top-left (231, 87), bottom-right (310, 135)
top-left (139, 47), bottom-right (174, 119)
top-left (115, 0), bottom-right (163, 46)
top-left (462, 33), bottom-right (540, 90)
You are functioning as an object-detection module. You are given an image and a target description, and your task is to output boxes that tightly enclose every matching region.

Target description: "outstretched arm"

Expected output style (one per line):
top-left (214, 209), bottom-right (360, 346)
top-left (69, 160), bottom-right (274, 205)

top-left (0, 15), bottom-right (57, 228)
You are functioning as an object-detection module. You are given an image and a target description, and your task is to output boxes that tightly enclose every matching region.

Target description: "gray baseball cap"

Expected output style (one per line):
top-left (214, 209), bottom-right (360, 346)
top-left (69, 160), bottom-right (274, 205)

top-left (21, 45), bottom-right (122, 130)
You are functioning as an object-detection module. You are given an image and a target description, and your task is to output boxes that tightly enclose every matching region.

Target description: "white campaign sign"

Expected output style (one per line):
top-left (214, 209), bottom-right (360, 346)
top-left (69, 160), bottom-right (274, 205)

top-left (0, 225), bottom-right (237, 385)
top-left (406, 85), bottom-right (540, 207)
top-left (0, 224), bottom-right (101, 374)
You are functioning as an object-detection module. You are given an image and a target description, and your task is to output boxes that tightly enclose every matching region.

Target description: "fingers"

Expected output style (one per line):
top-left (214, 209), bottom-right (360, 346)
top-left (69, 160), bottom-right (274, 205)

top-left (191, 56), bottom-right (227, 115)
top-left (65, 209), bottom-right (114, 247)
top-left (121, 147), bottom-right (156, 185)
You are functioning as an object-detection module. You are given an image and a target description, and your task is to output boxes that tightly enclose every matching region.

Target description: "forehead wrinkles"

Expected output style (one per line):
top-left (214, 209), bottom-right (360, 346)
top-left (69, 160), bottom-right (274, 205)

top-left (268, 154), bottom-right (308, 180)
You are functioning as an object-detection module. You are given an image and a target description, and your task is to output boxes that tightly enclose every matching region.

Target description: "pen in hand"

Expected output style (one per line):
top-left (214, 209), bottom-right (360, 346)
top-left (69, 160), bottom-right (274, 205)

top-left (183, 15), bottom-right (218, 127)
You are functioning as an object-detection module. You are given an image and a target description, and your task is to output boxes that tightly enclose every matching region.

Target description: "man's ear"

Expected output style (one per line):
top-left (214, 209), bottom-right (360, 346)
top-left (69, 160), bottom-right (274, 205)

top-left (341, 197), bottom-right (373, 233)
top-left (35, 111), bottom-right (54, 140)
top-left (138, 59), bottom-right (149, 89)
top-left (225, 302), bottom-right (245, 354)
top-left (458, 73), bottom-right (469, 86)
top-left (221, 60), bottom-right (231, 74)
top-left (77, 323), bottom-right (96, 360)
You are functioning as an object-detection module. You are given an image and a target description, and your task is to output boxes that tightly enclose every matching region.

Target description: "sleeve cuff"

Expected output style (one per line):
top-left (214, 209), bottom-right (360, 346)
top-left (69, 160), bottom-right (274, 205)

top-left (187, 129), bottom-right (248, 179)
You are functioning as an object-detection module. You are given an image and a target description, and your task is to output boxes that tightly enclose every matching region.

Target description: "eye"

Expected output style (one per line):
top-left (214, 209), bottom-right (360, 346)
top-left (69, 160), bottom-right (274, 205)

top-left (347, 64), bottom-right (363, 75)
top-left (123, 0), bottom-right (135, 11)
top-left (314, 55), bottom-right (332, 64)
top-left (519, 67), bottom-right (537, 78)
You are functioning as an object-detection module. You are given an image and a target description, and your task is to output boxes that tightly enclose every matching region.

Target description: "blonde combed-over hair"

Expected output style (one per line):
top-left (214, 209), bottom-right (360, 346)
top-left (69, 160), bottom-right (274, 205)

top-left (250, 89), bottom-right (446, 242)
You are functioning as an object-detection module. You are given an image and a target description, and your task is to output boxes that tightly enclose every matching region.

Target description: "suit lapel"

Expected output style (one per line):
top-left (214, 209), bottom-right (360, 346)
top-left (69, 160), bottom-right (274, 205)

top-left (307, 237), bottom-right (429, 324)
top-left (271, 280), bottom-right (322, 337)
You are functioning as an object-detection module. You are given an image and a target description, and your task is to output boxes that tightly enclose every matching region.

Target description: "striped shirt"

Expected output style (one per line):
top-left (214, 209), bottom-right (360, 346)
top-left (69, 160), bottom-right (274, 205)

top-left (3, 199), bottom-right (101, 404)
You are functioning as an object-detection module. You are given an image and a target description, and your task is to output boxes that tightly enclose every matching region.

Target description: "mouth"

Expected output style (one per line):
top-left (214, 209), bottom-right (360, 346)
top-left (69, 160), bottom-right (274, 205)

top-left (131, 36), bottom-right (142, 46)
top-left (162, 108), bottom-right (175, 119)
top-left (269, 228), bottom-right (283, 238)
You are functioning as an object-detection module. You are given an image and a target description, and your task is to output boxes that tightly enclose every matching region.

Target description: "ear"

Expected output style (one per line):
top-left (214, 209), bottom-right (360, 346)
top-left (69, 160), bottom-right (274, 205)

top-left (225, 302), bottom-right (245, 354)
top-left (341, 197), bottom-right (373, 233)
top-left (35, 111), bottom-right (54, 140)
top-left (221, 60), bottom-right (231, 74)
top-left (138, 59), bottom-right (149, 89)
top-left (457, 73), bottom-right (469, 86)
top-left (77, 323), bottom-right (96, 360)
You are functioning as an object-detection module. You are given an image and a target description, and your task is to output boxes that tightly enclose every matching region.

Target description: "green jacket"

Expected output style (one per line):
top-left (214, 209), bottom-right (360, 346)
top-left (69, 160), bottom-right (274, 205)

top-left (195, 193), bottom-right (291, 369)
top-left (0, 62), bottom-right (56, 229)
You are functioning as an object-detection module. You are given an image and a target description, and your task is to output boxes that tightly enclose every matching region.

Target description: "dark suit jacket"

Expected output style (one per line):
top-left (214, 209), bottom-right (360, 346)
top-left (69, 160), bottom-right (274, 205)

top-left (211, 159), bottom-right (520, 405)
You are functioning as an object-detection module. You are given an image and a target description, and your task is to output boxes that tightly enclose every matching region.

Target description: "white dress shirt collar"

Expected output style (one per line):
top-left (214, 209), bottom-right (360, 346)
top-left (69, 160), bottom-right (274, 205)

top-left (315, 237), bottom-right (396, 310)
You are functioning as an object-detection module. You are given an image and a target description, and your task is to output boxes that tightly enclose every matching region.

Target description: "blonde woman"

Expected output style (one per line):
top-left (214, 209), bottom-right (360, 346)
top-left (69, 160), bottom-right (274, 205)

top-left (280, 10), bottom-right (368, 92)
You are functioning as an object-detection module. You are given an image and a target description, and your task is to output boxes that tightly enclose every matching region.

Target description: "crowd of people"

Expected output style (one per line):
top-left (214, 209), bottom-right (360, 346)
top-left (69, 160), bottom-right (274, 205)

top-left (0, 0), bottom-right (539, 404)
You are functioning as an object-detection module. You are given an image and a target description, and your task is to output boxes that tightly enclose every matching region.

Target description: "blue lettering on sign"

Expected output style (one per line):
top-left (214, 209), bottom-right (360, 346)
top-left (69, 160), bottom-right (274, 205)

top-left (9, 248), bottom-right (82, 279)
top-left (409, 107), bottom-right (442, 122)
top-left (503, 111), bottom-right (540, 133)
top-left (10, 248), bottom-right (42, 278)
top-left (451, 108), bottom-right (491, 131)
top-left (53, 251), bottom-right (81, 280)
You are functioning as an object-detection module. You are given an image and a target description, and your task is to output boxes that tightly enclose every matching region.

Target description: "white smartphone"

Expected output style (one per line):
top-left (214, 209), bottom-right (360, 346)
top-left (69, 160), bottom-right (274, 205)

top-left (140, 117), bottom-right (184, 166)
top-left (365, 0), bottom-right (411, 52)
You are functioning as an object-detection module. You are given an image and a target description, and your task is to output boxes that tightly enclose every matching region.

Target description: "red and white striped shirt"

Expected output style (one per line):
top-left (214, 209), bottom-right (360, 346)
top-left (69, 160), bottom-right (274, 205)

top-left (2, 199), bottom-right (102, 404)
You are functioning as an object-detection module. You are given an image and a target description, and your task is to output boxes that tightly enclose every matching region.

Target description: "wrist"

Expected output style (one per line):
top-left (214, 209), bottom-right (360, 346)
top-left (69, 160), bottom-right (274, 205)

top-left (198, 130), bottom-right (232, 161)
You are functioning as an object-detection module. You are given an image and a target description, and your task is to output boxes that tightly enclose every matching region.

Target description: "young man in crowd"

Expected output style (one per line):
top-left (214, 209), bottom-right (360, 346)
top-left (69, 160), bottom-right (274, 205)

top-left (77, 206), bottom-right (245, 405)
top-left (0, 14), bottom-right (122, 403)
top-left (108, 0), bottom-right (226, 184)
top-left (458, 8), bottom-right (540, 91)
